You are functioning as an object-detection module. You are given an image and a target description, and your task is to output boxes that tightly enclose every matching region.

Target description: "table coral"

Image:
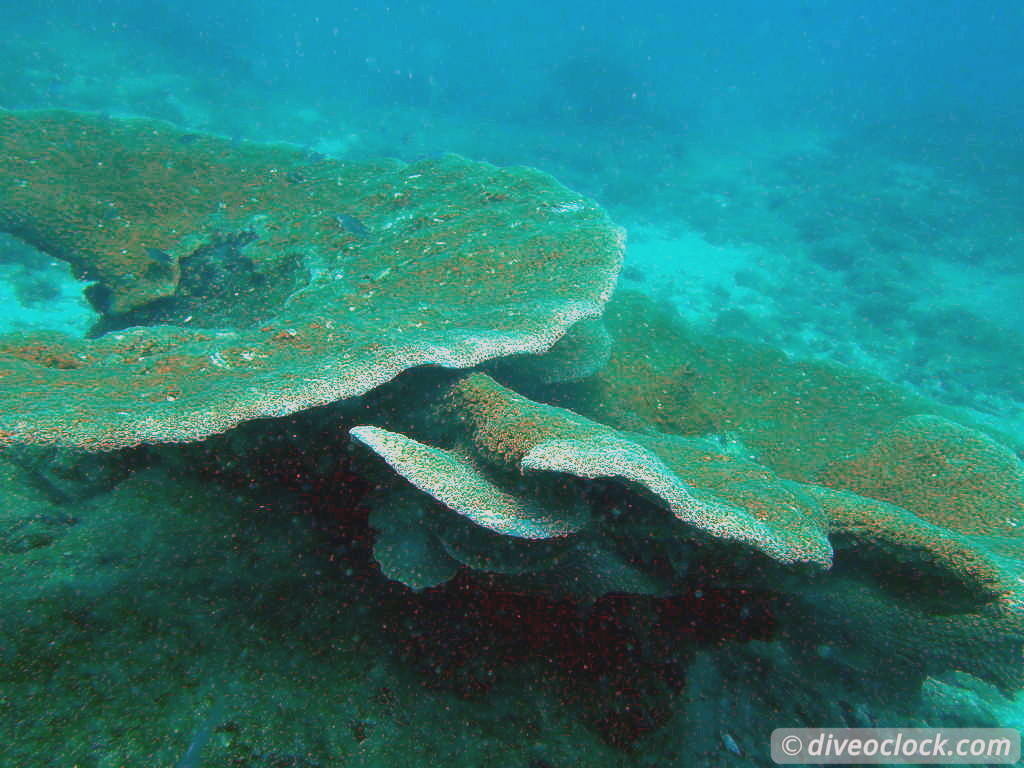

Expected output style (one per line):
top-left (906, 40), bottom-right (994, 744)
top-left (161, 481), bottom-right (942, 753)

top-left (352, 373), bottom-right (835, 594)
top-left (821, 414), bottom-right (1024, 536)
top-left (541, 290), bottom-right (1023, 479)
top-left (3, 108), bottom-right (1022, 751)
top-left (452, 372), bottom-right (833, 567)
top-left (351, 319), bottom-right (1023, 694)
top-left (351, 424), bottom-right (589, 539)
top-left (0, 110), bottom-right (623, 449)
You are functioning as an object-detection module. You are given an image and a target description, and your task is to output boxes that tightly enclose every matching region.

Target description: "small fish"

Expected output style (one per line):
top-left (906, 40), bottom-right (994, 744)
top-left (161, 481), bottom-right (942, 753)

top-left (143, 247), bottom-right (176, 280)
top-left (722, 732), bottom-right (742, 756)
top-left (335, 213), bottom-right (369, 238)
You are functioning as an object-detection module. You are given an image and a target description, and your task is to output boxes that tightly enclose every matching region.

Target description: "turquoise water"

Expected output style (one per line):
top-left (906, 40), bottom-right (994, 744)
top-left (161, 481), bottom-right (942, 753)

top-left (0, 2), bottom-right (1022, 766)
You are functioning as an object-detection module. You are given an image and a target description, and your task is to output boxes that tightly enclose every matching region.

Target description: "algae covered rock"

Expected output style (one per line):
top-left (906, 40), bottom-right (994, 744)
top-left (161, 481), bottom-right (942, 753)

top-left (0, 110), bottom-right (623, 449)
top-left (0, 454), bottom-right (628, 768)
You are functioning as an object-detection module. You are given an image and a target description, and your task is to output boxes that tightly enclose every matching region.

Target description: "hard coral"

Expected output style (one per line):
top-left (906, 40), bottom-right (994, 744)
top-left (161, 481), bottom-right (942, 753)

top-left (351, 297), bottom-right (1024, 697)
top-left (352, 373), bottom-right (834, 593)
top-left (0, 110), bottom-right (623, 449)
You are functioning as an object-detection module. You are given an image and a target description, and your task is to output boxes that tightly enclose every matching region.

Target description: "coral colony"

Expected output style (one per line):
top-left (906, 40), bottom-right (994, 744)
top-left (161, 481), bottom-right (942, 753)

top-left (1, 109), bottom-right (1021, 763)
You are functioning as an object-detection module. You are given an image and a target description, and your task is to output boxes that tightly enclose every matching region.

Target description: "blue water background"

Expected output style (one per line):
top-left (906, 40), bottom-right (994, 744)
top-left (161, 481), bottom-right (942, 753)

top-left (8, 0), bottom-right (1024, 159)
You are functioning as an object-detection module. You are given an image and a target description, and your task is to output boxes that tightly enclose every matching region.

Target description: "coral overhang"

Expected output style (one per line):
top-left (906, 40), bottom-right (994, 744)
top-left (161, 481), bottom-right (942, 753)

top-left (0, 110), bottom-right (624, 449)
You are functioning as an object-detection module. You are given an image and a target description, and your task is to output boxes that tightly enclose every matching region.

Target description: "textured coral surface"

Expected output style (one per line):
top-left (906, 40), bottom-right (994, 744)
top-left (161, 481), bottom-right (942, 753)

top-left (0, 110), bottom-right (623, 449)
top-left (350, 298), bottom-right (1024, 696)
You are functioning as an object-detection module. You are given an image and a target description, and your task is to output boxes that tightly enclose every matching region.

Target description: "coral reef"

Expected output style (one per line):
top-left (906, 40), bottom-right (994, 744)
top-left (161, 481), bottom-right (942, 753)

top-left (539, 291), bottom-right (1023, 477)
top-left (351, 381), bottom-right (1021, 691)
top-left (352, 373), bottom-right (833, 584)
top-left (1, 111), bottom-right (1022, 763)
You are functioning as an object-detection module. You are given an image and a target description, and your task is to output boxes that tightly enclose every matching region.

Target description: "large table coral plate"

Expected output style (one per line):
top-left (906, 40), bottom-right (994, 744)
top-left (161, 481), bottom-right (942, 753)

top-left (0, 110), bottom-right (623, 449)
